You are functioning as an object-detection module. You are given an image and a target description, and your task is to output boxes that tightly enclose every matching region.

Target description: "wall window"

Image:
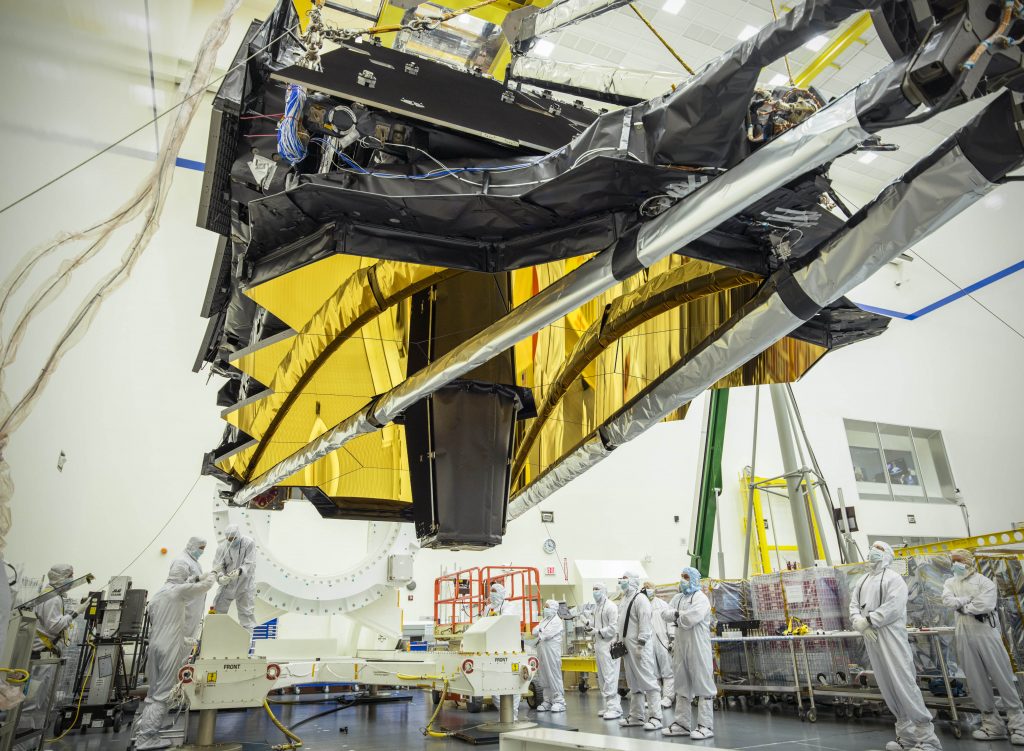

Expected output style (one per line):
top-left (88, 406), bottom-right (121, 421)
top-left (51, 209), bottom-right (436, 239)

top-left (844, 419), bottom-right (957, 504)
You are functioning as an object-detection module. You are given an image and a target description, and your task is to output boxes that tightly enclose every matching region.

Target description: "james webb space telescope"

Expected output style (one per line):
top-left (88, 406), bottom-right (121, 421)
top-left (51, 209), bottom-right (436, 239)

top-left (194, 0), bottom-right (1024, 549)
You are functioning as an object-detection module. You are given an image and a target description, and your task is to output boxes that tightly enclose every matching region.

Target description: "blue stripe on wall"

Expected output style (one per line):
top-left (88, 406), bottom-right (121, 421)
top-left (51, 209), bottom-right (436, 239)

top-left (175, 157), bottom-right (205, 171)
top-left (853, 259), bottom-right (1024, 321)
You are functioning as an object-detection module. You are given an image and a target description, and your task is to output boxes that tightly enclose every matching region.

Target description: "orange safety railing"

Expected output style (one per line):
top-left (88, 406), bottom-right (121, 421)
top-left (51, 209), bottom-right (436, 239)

top-left (434, 565), bottom-right (542, 637)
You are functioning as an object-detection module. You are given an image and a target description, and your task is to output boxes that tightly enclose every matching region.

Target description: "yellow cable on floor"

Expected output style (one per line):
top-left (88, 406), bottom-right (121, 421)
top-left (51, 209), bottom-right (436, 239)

top-left (421, 679), bottom-right (451, 738)
top-left (48, 642), bottom-right (96, 742)
top-left (263, 699), bottom-right (304, 750)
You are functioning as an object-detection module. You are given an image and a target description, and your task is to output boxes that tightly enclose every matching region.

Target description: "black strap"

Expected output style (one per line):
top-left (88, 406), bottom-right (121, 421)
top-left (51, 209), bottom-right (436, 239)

top-left (769, 266), bottom-right (820, 321)
top-left (622, 594), bottom-right (638, 639)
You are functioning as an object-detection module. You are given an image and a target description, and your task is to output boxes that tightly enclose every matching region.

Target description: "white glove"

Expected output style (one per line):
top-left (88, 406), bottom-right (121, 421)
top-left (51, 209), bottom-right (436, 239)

top-left (217, 575), bottom-right (232, 586)
top-left (851, 615), bottom-right (870, 633)
top-left (74, 600), bottom-right (90, 616)
top-left (862, 626), bottom-right (879, 642)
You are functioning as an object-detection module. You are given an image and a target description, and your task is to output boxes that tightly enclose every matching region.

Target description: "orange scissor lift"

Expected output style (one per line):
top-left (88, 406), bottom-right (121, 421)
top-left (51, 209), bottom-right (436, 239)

top-left (433, 566), bottom-right (542, 711)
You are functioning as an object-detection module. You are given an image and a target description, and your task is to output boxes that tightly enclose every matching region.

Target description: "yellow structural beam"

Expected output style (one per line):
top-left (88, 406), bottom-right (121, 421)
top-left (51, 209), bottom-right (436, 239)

top-left (893, 528), bottom-right (1024, 558)
top-left (793, 11), bottom-right (873, 89)
top-left (561, 656), bottom-right (596, 674)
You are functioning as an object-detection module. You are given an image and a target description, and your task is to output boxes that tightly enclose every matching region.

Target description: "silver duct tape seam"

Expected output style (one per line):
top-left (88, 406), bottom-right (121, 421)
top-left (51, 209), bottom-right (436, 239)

top-left (508, 140), bottom-right (997, 519)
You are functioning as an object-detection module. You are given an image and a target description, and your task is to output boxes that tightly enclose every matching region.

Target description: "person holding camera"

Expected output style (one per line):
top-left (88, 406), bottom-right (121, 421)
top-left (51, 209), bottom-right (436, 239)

top-left (613, 571), bottom-right (662, 731)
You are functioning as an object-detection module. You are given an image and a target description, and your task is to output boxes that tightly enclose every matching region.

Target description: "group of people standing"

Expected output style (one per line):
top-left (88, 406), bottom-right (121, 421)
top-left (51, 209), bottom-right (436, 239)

top-left (589, 569), bottom-right (716, 739)
top-left (519, 546), bottom-right (1024, 751)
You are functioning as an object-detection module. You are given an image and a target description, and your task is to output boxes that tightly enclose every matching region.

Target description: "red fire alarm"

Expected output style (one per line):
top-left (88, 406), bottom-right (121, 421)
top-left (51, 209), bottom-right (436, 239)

top-left (544, 566), bottom-right (556, 576)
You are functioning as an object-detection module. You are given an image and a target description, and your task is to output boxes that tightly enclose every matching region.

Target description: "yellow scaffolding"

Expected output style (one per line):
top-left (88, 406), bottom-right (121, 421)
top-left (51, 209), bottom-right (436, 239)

top-left (893, 528), bottom-right (1024, 558)
top-left (740, 470), bottom-right (825, 574)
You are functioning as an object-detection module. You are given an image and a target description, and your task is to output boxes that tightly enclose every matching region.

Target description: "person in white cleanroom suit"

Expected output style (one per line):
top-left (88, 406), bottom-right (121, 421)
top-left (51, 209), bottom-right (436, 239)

top-left (661, 566), bottom-right (716, 739)
top-left (481, 582), bottom-right (518, 617)
top-left (588, 583), bottom-right (622, 719)
top-left (20, 565), bottom-right (88, 732)
top-left (133, 561), bottom-right (216, 750)
top-left (532, 599), bottom-right (566, 712)
top-left (482, 583), bottom-right (522, 719)
top-left (850, 541), bottom-right (942, 751)
top-left (616, 571), bottom-right (663, 731)
top-left (643, 581), bottom-right (675, 708)
top-left (212, 524), bottom-right (257, 632)
top-left (941, 548), bottom-right (1024, 744)
top-left (175, 536), bottom-right (208, 642)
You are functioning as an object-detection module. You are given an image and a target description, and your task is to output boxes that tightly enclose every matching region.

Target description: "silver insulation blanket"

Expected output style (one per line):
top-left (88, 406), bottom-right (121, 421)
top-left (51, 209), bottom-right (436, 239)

top-left (510, 57), bottom-right (681, 102)
top-left (508, 144), bottom-right (995, 519)
top-left (235, 84), bottom-right (874, 505)
top-left (512, 0), bottom-right (633, 48)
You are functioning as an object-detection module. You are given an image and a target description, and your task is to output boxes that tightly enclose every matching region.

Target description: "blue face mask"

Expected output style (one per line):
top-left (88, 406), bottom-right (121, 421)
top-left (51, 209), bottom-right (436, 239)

top-left (188, 547), bottom-right (204, 561)
top-left (593, 589), bottom-right (605, 603)
top-left (868, 549), bottom-right (884, 563)
top-left (618, 580), bottom-right (630, 592)
top-left (952, 562), bottom-right (968, 577)
top-left (678, 579), bottom-right (688, 593)
top-left (543, 607), bottom-right (556, 618)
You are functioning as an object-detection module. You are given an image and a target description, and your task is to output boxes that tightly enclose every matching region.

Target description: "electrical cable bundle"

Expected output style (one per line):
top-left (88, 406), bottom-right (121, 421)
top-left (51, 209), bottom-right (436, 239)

top-left (278, 84), bottom-right (308, 165)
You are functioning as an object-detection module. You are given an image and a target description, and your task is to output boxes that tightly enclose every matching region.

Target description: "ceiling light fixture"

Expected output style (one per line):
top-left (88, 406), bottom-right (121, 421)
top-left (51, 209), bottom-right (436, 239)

top-left (662, 0), bottom-right (686, 13)
top-left (804, 34), bottom-right (828, 51)
top-left (738, 25), bottom-right (758, 41)
top-left (768, 73), bottom-right (788, 86)
top-left (858, 152), bottom-right (878, 164)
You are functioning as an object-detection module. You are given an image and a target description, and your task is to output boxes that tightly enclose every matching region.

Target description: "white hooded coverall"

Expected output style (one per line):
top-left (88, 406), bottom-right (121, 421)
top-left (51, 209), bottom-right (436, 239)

top-left (649, 595), bottom-right (675, 704)
top-left (850, 554), bottom-right (942, 751)
top-left (177, 536), bottom-right (207, 642)
top-left (664, 584), bottom-right (716, 731)
top-left (134, 561), bottom-right (214, 749)
top-left (617, 584), bottom-right (662, 723)
top-left (593, 593), bottom-right (622, 716)
top-left (941, 569), bottom-right (1024, 739)
top-left (21, 565), bottom-right (77, 734)
top-left (212, 525), bottom-right (256, 632)
top-left (532, 607), bottom-right (565, 709)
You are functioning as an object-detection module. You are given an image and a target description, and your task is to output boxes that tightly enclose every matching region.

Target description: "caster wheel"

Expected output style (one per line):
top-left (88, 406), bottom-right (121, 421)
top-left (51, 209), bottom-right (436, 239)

top-left (467, 696), bottom-right (483, 713)
top-left (527, 682), bottom-right (543, 709)
top-left (618, 687), bottom-right (629, 698)
top-left (807, 709), bottom-right (817, 723)
top-left (578, 679), bottom-right (589, 693)
top-left (952, 724), bottom-right (962, 739)
top-left (713, 699), bottom-right (721, 711)
top-left (431, 689), bottom-right (442, 705)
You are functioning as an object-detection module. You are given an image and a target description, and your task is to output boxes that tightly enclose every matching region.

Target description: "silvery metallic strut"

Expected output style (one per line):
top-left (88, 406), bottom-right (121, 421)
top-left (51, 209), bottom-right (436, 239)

top-left (232, 85), bottom-right (872, 506)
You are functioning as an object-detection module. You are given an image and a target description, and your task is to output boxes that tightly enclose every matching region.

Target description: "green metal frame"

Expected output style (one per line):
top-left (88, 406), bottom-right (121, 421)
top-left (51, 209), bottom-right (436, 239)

top-left (691, 389), bottom-right (729, 576)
